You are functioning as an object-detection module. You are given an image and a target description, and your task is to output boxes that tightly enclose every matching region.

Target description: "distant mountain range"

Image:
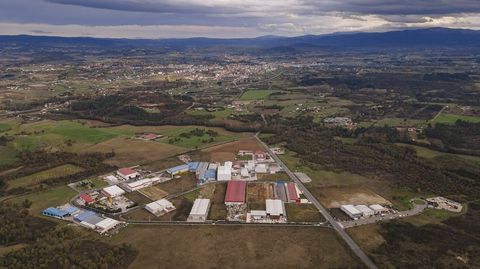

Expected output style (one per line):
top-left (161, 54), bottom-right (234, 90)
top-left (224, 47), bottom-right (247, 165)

top-left (1, 28), bottom-right (480, 52)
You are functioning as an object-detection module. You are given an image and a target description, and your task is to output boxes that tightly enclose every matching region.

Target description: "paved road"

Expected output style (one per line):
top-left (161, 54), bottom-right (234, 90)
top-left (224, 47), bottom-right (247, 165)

top-left (340, 200), bottom-right (427, 229)
top-left (128, 220), bottom-right (330, 228)
top-left (255, 134), bottom-right (378, 269)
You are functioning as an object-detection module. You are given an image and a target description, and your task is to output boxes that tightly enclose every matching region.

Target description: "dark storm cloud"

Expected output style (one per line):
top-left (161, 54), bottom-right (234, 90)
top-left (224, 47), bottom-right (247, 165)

top-left (44, 0), bottom-right (239, 14)
top-left (44, 0), bottom-right (480, 16)
top-left (311, 0), bottom-right (480, 15)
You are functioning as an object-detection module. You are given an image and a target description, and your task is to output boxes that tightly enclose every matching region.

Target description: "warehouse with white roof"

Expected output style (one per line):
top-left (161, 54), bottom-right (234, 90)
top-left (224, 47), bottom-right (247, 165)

top-left (145, 199), bottom-right (175, 216)
top-left (95, 218), bottom-right (120, 233)
top-left (266, 199), bottom-right (285, 220)
top-left (355, 205), bottom-right (374, 217)
top-left (102, 185), bottom-right (125, 197)
top-left (217, 165), bottom-right (232, 181)
top-left (187, 198), bottom-right (210, 222)
top-left (341, 205), bottom-right (363, 219)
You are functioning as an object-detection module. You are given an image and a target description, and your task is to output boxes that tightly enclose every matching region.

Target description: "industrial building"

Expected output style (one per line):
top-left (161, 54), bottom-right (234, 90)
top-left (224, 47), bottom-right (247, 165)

top-left (286, 182), bottom-right (300, 203)
top-left (254, 163), bottom-right (268, 173)
top-left (187, 198), bottom-right (211, 222)
top-left (275, 182), bottom-right (287, 202)
top-left (117, 167), bottom-right (139, 180)
top-left (246, 210), bottom-right (267, 223)
top-left (217, 163), bottom-right (232, 181)
top-left (369, 204), bottom-right (387, 215)
top-left (166, 164), bottom-right (190, 175)
top-left (355, 205), bottom-right (375, 217)
top-left (225, 180), bottom-right (246, 205)
top-left (78, 193), bottom-right (94, 205)
top-left (266, 199), bottom-right (286, 220)
top-left (340, 205), bottom-right (363, 219)
top-left (124, 177), bottom-right (161, 191)
top-left (95, 218), bottom-right (121, 233)
top-left (102, 185), bottom-right (125, 197)
top-left (42, 205), bottom-right (79, 219)
top-left (199, 169), bottom-right (216, 184)
top-left (145, 199), bottom-right (175, 216)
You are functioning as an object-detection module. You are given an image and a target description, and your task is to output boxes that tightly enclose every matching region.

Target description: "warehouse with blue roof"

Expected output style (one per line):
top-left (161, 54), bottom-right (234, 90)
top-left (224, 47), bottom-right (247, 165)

top-left (42, 205), bottom-right (79, 219)
top-left (188, 162), bottom-right (200, 172)
top-left (166, 164), bottom-right (190, 175)
top-left (199, 169), bottom-right (217, 184)
top-left (74, 210), bottom-right (97, 222)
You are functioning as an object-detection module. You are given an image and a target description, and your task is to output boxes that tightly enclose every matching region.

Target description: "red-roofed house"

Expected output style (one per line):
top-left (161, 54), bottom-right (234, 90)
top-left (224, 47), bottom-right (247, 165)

top-left (117, 167), bottom-right (139, 180)
top-left (225, 181), bottom-right (246, 205)
top-left (286, 183), bottom-right (300, 203)
top-left (79, 194), bottom-right (94, 205)
top-left (140, 133), bottom-right (159, 140)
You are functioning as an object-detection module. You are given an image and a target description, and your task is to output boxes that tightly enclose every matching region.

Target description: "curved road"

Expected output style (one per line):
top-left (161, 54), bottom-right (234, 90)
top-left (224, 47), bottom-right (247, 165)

top-left (255, 134), bottom-right (378, 269)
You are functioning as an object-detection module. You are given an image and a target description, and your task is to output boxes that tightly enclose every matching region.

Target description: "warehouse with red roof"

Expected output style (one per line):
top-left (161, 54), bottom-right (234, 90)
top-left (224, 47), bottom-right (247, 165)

top-left (286, 182), bottom-right (300, 203)
top-left (225, 181), bottom-right (246, 205)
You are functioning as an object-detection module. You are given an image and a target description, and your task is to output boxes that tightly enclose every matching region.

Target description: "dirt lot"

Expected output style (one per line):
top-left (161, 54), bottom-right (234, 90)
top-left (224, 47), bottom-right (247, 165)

top-left (156, 173), bottom-right (197, 194)
top-left (347, 224), bottom-right (386, 253)
top-left (124, 191), bottom-right (153, 205)
top-left (285, 203), bottom-right (325, 223)
top-left (208, 183), bottom-right (227, 220)
top-left (107, 225), bottom-right (363, 269)
top-left (316, 186), bottom-right (391, 208)
top-left (139, 185), bottom-right (169, 200)
top-left (247, 182), bottom-right (275, 204)
top-left (196, 137), bottom-right (263, 162)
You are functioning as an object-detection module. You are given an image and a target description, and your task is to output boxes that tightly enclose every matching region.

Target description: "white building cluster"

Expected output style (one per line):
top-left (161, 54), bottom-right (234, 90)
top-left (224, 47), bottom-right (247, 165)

top-left (341, 204), bottom-right (388, 220)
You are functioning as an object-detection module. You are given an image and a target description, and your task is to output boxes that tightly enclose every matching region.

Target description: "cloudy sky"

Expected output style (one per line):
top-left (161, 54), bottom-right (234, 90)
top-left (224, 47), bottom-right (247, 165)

top-left (0, 0), bottom-right (479, 38)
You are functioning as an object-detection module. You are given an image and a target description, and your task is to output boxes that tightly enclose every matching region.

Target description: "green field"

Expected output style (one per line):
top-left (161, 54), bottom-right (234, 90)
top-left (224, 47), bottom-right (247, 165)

top-left (372, 117), bottom-right (428, 127)
top-left (161, 127), bottom-right (239, 148)
top-left (240, 90), bottom-right (280, 100)
top-left (0, 123), bottom-right (11, 132)
top-left (7, 164), bottom-right (84, 190)
top-left (5, 120), bottom-right (134, 152)
top-left (76, 177), bottom-right (109, 191)
top-left (186, 108), bottom-right (234, 119)
top-left (9, 185), bottom-right (77, 215)
top-left (395, 143), bottom-right (480, 164)
top-left (432, 113), bottom-right (480, 124)
top-left (50, 120), bottom-right (134, 143)
top-left (0, 146), bottom-right (17, 166)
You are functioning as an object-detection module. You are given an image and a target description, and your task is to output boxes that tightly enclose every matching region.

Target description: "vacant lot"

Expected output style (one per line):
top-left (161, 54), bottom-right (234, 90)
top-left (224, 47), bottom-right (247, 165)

top-left (157, 173), bottom-right (197, 194)
top-left (347, 224), bottom-right (386, 253)
top-left (107, 225), bottom-right (362, 269)
top-left (209, 183), bottom-right (227, 220)
top-left (7, 164), bottom-right (84, 190)
top-left (285, 203), bottom-right (325, 223)
top-left (139, 185), bottom-right (169, 200)
top-left (247, 182), bottom-right (275, 204)
top-left (317, 186), bottom-right (391, 208)
top-left (81, 137), bottom-right (186, 167)
top-left (198, 137), bottom-right (262, 162)
top-left (124, 191), bottom-right (153, 205)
